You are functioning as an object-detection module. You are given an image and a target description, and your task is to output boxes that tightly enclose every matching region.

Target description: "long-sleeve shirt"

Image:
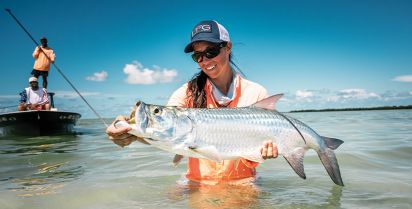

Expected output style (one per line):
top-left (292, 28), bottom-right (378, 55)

top-left (167, 73), bottom-right (268, 185)
top-left (33, 46), bottom-right (55, 71)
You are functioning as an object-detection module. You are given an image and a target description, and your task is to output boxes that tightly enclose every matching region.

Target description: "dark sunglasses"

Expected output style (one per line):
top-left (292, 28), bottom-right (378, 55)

top-left (191, 42), bottom-right (227, 63)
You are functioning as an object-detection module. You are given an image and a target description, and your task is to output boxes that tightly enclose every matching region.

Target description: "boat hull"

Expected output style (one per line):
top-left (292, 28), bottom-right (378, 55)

top-left (0, 110), bottom-right (81, 136)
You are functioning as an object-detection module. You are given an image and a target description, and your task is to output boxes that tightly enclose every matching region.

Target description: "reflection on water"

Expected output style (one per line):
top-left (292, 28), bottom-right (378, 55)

top-left (171, 180), bottom-right (261, 209)
top-left (168, 178), bottom-right (343, 209)
top-left (0, 135), bottom-right (84, 198)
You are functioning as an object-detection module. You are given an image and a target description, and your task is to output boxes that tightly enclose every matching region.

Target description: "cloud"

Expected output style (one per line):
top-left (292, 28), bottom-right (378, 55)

top-left (336, 89), bottom-right (380, 100)
top-left (296, 90), bottom-right (314, 98)
top-left (393, 75), bottom-right (412, 82)
top-left (295, 89), bottom-right (315, 102)
top-left (86, 70), bottom-right (108, 82)
top-left (123, 61), bottom-right (178, 85)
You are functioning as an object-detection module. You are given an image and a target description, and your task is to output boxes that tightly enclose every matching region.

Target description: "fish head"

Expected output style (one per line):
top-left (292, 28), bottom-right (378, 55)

top-left (133, 101), bottom-right (192, 143)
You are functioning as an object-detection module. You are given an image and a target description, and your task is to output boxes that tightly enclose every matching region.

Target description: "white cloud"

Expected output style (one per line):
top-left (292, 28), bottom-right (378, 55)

top-left (123, 61), bottom-right (178, 85)
top-left (295, 89), bottom-right (315, 102)
top-left (393, 75), bottom-right (412, 82)
top-left (337, 89), bottom-right (380, 100)
top-left (325, 89), bottom-right (382, 103)
top-left (86, 70), bottom-right (108, 82)
top-left (296, 90), bottom-right (314, 98)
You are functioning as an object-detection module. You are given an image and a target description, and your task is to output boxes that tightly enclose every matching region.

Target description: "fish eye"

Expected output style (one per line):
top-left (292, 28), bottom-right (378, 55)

top-left (153, 107), bottom-right (161, 115)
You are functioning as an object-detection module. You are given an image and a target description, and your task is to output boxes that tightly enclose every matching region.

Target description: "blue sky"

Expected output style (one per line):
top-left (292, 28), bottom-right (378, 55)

top-left (1, 0), bottom-right (411, 119)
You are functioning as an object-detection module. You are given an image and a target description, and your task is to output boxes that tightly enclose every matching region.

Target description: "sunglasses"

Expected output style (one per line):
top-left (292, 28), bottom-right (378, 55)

top-left (191, 42), bottom-right (227, 63)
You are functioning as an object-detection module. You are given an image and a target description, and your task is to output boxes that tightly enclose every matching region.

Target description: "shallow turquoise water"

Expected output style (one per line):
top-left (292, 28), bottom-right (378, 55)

top-left (0, 110), bottom-right (411, 208)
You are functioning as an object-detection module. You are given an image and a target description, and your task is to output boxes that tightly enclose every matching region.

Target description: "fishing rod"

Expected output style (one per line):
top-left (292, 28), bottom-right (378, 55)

top-left (5, 8), bottom-right (109, 127)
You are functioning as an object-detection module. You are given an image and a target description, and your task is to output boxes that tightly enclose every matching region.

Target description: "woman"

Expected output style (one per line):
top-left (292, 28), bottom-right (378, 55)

top-left (106, 20), bottom-right (278, 185)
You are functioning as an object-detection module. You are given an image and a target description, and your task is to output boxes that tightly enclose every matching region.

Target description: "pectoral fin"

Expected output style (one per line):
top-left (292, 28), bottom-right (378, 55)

top-left (241, 152), bottom-right (264, 163)
top-left (283, 147), bottom-right (306, 179)
top-left (189, 146), bottom-right (222, 162)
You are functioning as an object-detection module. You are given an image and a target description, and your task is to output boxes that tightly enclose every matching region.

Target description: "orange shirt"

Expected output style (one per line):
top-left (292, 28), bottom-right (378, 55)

top-left (167, 74), bottom-right (268, 184)
top-left (33, 46), bottom-right (55, 71)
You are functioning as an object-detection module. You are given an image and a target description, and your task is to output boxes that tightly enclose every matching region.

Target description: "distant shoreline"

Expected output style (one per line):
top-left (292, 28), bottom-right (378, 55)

top-left (289, 105), bottom-right (412, 113)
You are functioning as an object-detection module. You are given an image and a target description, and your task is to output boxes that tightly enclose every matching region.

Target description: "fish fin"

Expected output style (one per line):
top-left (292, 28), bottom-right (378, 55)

top-left (251, 94), bottom-right (284, 110)
top-left (241, 152), bottom-right (264, 163)
top-left (189, 146), bottom-right (222, 162)
top-left (283, 147), bottom-right (306, 179)
top-left (322, 136), bottom-right (344, 150)
top-left (173, 154), bottom-right (184, 167)
top-left (317, 148), bottom-right (344, 186)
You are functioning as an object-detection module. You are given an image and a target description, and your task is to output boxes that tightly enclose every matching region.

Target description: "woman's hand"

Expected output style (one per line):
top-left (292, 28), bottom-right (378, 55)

top-left (106, 115), bottom-right (149, 147)
top-left (261, 140), bottom-right (278, 160)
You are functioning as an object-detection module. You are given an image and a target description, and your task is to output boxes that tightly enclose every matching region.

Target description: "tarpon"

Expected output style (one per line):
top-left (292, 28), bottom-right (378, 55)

top-left (116, 94), bottom-right (344, 186)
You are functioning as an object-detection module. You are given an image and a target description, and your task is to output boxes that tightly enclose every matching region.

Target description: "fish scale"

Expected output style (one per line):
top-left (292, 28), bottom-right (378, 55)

top-left (188, 107), bottom-right (298, 155)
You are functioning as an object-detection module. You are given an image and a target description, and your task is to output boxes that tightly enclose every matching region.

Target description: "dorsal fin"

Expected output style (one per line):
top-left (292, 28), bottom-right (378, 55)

top-left (251, 93), bottom-right (284, 110)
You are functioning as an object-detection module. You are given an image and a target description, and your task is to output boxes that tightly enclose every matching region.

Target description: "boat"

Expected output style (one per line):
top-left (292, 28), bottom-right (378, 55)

top-left (0, 92), bottom-right (81, 136)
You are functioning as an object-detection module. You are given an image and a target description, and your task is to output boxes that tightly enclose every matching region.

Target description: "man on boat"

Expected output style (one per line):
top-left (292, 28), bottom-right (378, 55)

top-left (18, 77), bottom-right (50, 111)
top-left (32, 36), bottom-right (55, 89)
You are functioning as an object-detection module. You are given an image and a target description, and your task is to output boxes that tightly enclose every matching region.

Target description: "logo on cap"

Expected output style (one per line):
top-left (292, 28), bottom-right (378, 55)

top-left (192, 24), bottom-right (212, 37)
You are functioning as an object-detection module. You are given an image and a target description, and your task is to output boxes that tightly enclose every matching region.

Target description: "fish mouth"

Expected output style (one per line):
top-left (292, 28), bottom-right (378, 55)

top-left (134, 101), bottom-right (149, 136)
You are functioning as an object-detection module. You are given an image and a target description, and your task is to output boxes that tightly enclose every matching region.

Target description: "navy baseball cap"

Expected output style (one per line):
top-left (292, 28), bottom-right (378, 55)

top-left (184, 20), bottom-right (230, 53)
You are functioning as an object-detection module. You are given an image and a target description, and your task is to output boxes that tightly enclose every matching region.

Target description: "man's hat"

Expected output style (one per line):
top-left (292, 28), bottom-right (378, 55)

top-left (29, 77), bottom-right (38, 83)
top-left (40, 36), bottom-right (47, 41)
top-left (184, 20), bottom-right (230, 53)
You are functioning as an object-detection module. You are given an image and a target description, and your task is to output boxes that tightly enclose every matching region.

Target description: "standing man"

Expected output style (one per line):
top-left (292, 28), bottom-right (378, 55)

top-left (18, 77), bottom-right (50, 111)
top-left (32, 36), bottom-right (55, 89)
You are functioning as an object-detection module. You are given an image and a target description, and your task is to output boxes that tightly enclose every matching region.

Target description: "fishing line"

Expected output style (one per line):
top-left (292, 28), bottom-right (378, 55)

top-left (5, 8), bottom-right (109, 127)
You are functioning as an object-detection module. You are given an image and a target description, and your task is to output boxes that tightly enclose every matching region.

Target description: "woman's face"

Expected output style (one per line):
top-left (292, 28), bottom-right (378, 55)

top-left (192, 41), bottom-right (231, 79)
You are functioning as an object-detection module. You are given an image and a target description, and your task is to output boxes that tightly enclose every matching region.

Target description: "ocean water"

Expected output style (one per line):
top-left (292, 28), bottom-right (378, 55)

top-left (0, 110), bottom-right (411, 209)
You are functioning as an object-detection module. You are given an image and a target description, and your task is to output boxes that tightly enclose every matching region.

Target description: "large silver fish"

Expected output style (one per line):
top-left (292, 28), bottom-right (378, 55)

top-left (116, 94), bottom-right (344, 186)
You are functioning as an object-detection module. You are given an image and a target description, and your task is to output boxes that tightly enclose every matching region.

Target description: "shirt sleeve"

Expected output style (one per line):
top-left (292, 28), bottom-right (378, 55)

top-left (33, 47), bottom-right (40, 58)
top-left (49, 49), bottom-right (56, 62)
top-left (19, 90), bottom-right (27, 104)
top-left (167, 84), bottom-right (188, 107)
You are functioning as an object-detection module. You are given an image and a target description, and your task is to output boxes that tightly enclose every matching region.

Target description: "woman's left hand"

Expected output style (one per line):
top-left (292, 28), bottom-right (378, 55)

top-left (261, 140), bottom-right (278, 160)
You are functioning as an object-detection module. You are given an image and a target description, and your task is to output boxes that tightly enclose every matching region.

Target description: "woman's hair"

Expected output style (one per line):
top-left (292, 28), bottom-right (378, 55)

top-left (187, 44), bottom-right (243, 108)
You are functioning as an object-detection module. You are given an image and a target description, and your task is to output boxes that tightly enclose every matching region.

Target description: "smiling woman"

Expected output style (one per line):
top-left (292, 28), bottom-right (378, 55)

top-left (106, 20), bottom-right (279, 185)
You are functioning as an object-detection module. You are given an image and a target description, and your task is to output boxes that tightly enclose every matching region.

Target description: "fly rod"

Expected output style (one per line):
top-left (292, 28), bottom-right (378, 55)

top-left (5, 8), bottom-right (109, 127)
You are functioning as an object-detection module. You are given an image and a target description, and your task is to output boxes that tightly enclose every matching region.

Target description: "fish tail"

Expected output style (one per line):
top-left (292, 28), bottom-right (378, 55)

top-left (317, 148), bottom-right (344, 186)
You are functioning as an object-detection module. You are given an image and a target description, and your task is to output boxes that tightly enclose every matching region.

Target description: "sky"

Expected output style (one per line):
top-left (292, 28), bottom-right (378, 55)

top-left (1, 0), bottom-right (411, 119)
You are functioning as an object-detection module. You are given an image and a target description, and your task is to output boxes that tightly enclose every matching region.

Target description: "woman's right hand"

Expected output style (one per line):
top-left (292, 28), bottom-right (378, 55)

top-left (106, 115), bottom-right (149, 147)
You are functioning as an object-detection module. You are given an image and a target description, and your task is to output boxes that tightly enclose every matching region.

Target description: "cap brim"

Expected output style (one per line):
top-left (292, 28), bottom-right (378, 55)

top-left (184, 38), bottom-right (225, 53)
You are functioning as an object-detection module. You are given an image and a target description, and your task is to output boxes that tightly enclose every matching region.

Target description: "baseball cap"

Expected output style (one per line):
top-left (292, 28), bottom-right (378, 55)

top-left (29, 77), bottom-right (38, 83)
top-left (184, 20), bottom-right (230, 53)
top-left (40, 36), bottom-right (47, 40)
